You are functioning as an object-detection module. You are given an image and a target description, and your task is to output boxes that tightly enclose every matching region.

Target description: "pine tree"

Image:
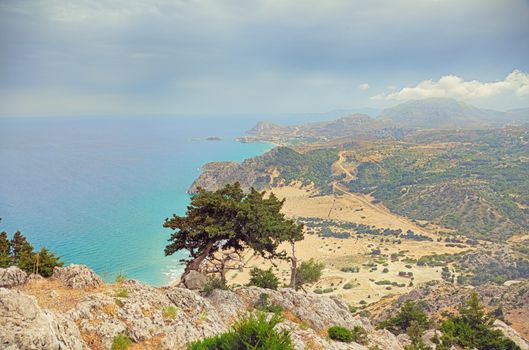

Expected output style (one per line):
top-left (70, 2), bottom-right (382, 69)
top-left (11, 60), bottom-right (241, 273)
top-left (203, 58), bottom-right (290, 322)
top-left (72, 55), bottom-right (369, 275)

top-left (0, 231), bottom-right (10, 268)
top-left (36, 247), bottom-right (63, 277)
top-left (10, 231), bottom-right (35, 273)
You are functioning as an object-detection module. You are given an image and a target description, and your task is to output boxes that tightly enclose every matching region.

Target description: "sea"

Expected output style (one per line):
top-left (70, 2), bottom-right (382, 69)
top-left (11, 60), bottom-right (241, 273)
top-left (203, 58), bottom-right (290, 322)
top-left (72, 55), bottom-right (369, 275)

top-left (0, 111), bottom-right (370, 286)
top-left (0, 115), bottom-right (276, 286)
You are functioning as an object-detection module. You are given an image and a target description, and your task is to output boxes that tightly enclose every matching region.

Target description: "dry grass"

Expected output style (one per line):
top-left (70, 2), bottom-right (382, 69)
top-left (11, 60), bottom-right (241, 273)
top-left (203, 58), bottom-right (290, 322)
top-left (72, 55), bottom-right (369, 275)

top-left (80, 331), bottom-right (105, 350)
top-left (16, 278), bottom-right (107, 313)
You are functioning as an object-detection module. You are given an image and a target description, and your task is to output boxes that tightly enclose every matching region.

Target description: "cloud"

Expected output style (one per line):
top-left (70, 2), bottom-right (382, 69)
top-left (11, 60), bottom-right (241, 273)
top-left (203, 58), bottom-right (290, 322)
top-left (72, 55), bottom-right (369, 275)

top-left (374, 70), bottom-right (529, 101)
top-left (358, 83), bottom-right (370, 90)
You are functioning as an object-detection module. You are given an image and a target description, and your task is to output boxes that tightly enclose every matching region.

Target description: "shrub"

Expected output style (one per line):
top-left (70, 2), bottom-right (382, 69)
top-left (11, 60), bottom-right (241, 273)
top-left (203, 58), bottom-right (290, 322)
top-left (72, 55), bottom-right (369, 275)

top-left (343, 282), bottom-right (354, 289)
top-left (322, 287), bottom-right (333, 293)
top-left (378, 301), bottom-right (430, 335)
top-left (188, 312), bottom-right (293, 350)
top-left (115, 271), bottom-right (127, 284)
top-left (162, 306), bottom-right (177, 319)
top-left (248, 267), bottom-right (279, 290)
top-left (313, 288), bottom-right (323, 294)
top-left (111, 334), bottom-right (132, 350)
top-left (295, 259), bottom-right (324, 290)
top-left (439, 293), bottom-right (521, 350)
top-left (328, 326), bottom-right (353, 343)
top-left (203, 276), bottom-right (228, 296)
top-left (115, 288), bottom-right (128, 298)
top-left (254, 293), bottom-right (283, 314)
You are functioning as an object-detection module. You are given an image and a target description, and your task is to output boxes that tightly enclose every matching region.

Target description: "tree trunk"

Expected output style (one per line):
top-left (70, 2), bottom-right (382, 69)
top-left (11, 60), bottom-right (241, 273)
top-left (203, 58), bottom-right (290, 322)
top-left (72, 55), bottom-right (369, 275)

top-left (289, 242), bottom-right (297, 289)
top-left (180, 241), bottom-right (214, 283)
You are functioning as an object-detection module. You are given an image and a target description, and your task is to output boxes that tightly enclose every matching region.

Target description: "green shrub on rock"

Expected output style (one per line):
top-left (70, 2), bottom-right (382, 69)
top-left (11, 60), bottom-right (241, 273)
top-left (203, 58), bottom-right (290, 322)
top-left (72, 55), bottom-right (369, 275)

top-left (188, 312), bottom-right (293, 350)
top-left (328, 326), bottom-right (353, 343)
top-left (248, 267), bottom-right (279, 290)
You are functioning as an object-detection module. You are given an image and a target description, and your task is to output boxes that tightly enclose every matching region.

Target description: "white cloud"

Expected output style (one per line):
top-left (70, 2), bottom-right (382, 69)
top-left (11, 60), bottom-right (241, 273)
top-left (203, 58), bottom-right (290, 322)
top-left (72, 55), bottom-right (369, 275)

top-left (358, 83), bottom-right (370, 90)
top-left (372, 70), bottom-right (529, 101)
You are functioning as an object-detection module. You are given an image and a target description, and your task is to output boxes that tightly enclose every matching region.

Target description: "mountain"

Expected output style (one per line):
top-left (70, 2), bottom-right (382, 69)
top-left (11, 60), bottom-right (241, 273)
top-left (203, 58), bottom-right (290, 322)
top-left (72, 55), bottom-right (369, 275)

top-left (241, 114), bottom-right (408, 145)
top-left (379, 98), bottom-right (529, 129)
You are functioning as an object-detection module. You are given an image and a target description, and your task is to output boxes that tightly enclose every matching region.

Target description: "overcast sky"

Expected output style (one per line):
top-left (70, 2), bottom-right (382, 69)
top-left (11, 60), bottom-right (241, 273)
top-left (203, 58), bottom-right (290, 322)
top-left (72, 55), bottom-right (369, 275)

top-left (1, 0), bottom-right (528, 116)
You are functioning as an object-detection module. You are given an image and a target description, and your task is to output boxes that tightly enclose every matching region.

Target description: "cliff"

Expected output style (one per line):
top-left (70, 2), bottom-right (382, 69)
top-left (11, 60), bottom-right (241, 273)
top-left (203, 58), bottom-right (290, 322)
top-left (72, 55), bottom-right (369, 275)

top-left (2, 265), bottom-right (528, 350)
top-left (1, 265), bottom-right (404, 350)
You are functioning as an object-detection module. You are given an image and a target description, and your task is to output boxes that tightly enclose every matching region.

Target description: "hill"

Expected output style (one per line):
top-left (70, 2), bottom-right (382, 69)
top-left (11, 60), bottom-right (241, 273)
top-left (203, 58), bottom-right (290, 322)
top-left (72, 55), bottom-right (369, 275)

top-left (378, 98), bottom-right (529, 129)
top-left (240, 114), bottom-right (408, 145)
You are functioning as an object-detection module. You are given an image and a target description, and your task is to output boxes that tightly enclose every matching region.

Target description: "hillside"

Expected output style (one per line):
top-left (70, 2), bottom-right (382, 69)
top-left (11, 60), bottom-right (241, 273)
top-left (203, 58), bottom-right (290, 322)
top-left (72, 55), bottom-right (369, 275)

top-left (239, 114), bottom-right (408, 145)
top-left (2, 264), bottom-right (528, 350)
top-left (346, 127), bottom-right (529, 239)
top-left (378, 98), bottom-right (529, 129)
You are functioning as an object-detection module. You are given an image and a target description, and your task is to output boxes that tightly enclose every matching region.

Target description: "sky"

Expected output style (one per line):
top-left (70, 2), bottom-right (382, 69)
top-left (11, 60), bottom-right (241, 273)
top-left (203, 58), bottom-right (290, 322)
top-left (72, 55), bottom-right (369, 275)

top-left (0, 0), bottom-right (528, 117)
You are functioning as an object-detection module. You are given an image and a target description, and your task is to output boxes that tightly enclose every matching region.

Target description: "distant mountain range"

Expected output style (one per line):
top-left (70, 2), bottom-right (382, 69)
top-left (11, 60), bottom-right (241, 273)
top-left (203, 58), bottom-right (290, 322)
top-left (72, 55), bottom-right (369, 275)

top-left (242, 98), bottom-right (529, 144)
top-left (378, 98), bottom-right (529, 129)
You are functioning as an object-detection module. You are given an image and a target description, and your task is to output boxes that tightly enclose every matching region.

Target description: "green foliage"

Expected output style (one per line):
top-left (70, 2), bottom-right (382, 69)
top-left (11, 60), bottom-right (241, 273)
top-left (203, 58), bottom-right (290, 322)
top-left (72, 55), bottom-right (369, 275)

top-left (295, 258), bottom-right (324, 290)
top-left (378, 301), bottom-right (430, 335)
top-left (10, 231), bottom-right (35, 272)
top-left (348, 129), bottom-right (529, 240)
top-left (115, 288), bottom-right (129, 298)
top-left (115, 271), bottom-right (128, 284)
top-left (248, 267), bottom-right (279, 290)
top-left (256, 147), bottom-right (339, 191)
top-left (439, 293), bottom-right (520, 350)
top-left (327, 326), bottom-right (353, 343)
top-left (254, 293), bottom-right (283, 314)
top-left (111, 334), bottom-right (132, 350)
top-left (164, 183), bottom-right (303, 279)
top-left (343, 282), bottom-right (354, 289)
top-left (162, 306), bottom-right (177, 319)
top-left (0, 231), bottom-right (10, 268)
top-left (188, 312), bottom-right (293, 350)
top-left (35, 247), bottom-right (63, 277)
top-left (203, 276), bottom-right (228, 296)
top-left (0, 227), bottom-right (63, 275)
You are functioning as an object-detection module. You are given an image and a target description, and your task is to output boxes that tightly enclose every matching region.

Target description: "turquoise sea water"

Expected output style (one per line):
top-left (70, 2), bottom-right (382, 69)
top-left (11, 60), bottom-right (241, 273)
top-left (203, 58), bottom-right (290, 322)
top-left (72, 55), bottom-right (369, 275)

top-left (0, 116), bottom-right (273, 286)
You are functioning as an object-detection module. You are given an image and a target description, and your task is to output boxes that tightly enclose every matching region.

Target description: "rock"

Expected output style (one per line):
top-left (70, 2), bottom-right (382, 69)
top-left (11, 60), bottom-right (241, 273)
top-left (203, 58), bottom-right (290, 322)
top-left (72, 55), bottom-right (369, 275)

top-left (52, 264), bottom-right (103, 289)
top-left (396, 333), bottom-right (411, 347)
top-left (0, 266), bottom-right (27, 288)
top-left (0, 288), bottom-right (87, 350)
top-left (182, 270), bottom-right (207, 290)
top-left (494, 320), bottom-right (529, 350)
top-left (423, 329), bottom-right (442, 348)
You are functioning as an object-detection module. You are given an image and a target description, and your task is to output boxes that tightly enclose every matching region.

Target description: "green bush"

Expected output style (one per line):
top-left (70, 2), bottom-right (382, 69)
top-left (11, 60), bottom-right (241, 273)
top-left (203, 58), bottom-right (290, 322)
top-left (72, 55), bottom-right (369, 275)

top-left (254, 293), bottom-right (283, 314)
top-left (162, 305), bottom-right (177, 319)
top-left (188, 312), bottom-right (293, 350)
top-left (343, 282), bottom-right (354, 289)
top-left (439, 293), bottom-right (521, 350)
top-left (115, 288), bottom-right (128, 298)
top-left (328, 326), bottom-right (353, 343)
top-left (248, 267), bottom-right (279, 290)
top-left (378, 301), bottom-right (430, 335)
top-left (295, 259), bottom-right (324, 290)
top-left (203, 276), bottom-right (228, 296)
top-left (111, 334), bottom-right (132, 350)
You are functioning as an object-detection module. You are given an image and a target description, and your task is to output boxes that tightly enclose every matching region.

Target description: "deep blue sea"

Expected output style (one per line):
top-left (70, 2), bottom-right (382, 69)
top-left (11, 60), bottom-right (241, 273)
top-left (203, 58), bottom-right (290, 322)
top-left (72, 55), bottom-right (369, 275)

top-left (0, 116), bottom-right (274, 286)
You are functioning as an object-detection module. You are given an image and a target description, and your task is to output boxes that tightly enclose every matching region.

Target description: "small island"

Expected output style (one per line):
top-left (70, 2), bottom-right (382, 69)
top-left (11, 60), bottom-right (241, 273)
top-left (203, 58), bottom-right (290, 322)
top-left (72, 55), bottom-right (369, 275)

top-left (205, 136), bottom-right (222, 141)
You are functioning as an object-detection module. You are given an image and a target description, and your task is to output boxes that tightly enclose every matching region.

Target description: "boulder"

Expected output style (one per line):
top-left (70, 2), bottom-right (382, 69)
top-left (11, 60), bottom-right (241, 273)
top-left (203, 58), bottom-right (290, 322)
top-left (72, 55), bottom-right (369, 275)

top-left (0, 266), bottom-right (27, 288)
top-left (0, 288), bottom-right (87, 350)
top-left (52, 264), bottom-right (103, 289)
top-left (182, 270), bottom-right (208, 290)
top-left (494, 319), bottom-right (529, 350)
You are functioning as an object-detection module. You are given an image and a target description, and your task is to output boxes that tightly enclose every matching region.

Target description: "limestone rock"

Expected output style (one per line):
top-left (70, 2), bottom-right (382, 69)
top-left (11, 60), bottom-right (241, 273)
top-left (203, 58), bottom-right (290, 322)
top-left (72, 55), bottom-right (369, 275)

top-left (0, 266), bottom-right (27, 288)
top-left (494, 320), bottom-right (529, 350)
top-left (182, 270), bottom-right (208, 290)
top-left (52, 264), bottom-right (103, 289)
top-left (0, 288), bottom-right (87, 350)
